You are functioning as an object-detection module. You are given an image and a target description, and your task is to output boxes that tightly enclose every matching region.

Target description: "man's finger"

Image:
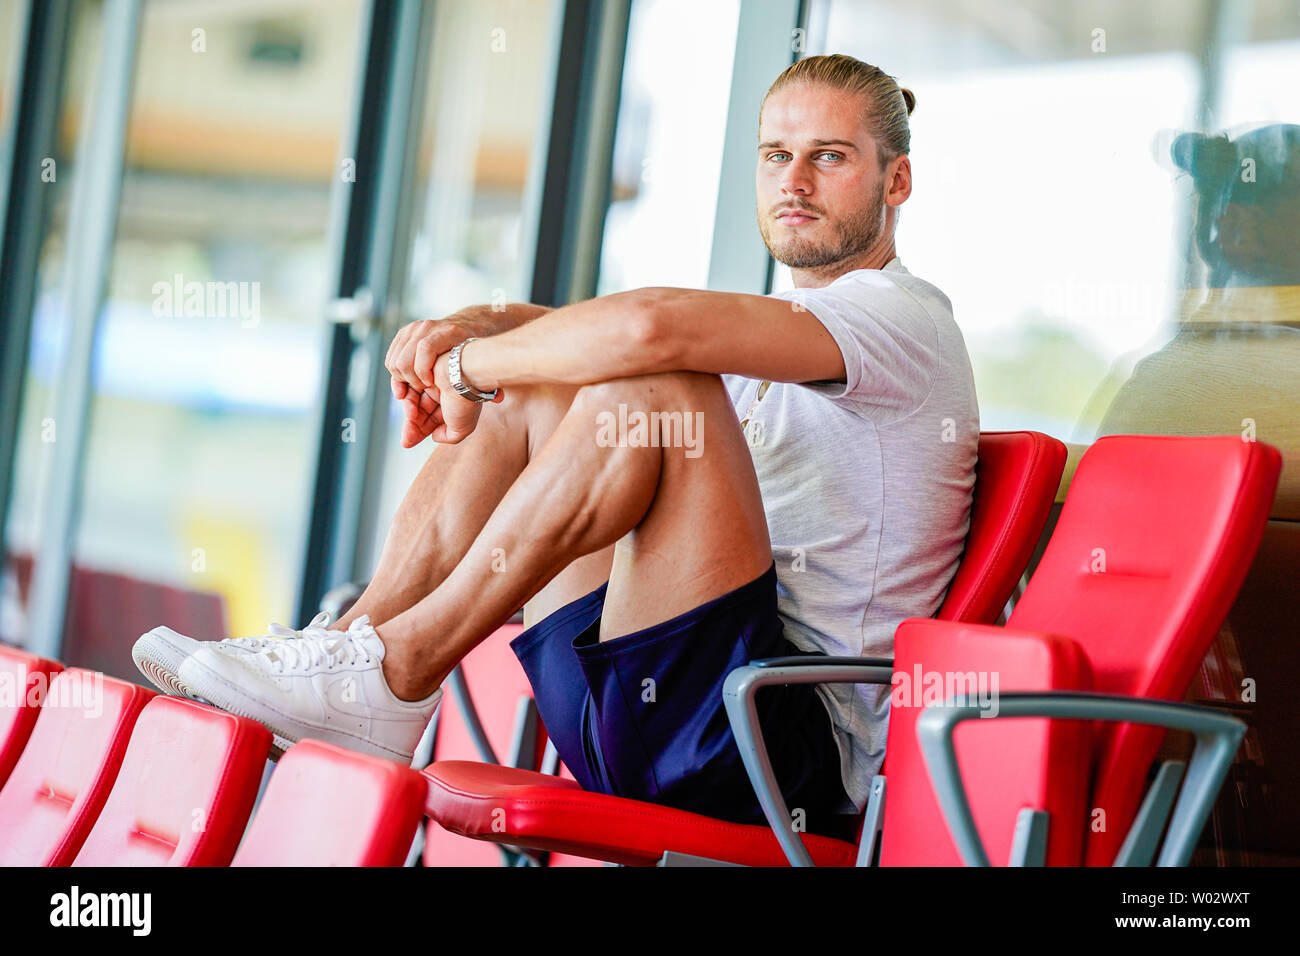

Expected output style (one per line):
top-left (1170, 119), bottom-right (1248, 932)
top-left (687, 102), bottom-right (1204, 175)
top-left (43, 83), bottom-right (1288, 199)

top-left (404, 392), bottom-right (430, 430)
top-left (401, 415), bottom-right (422, 448)
top-left (386, 323), bottom-right (414, 376)
top-left (414, 339), bottom-right (440, 389)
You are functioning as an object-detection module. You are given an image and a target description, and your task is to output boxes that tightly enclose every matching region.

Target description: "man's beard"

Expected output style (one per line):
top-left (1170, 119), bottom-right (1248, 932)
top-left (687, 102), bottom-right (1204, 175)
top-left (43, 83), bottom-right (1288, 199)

top-left (759, 182), bottom-right (886, 270)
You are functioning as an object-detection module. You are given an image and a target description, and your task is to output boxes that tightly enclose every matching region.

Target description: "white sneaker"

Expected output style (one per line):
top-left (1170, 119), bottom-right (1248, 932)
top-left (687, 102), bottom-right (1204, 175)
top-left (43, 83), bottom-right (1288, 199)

top-left (132, 612), bottom-right (332, 700)
top-left (176, 614), bottom-right (442, 764)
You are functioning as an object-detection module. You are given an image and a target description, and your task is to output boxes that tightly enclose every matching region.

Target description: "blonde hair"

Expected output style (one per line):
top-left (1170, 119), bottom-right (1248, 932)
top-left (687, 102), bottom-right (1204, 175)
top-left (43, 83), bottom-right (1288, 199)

top-left (761, 54), bottom-right (915, 166)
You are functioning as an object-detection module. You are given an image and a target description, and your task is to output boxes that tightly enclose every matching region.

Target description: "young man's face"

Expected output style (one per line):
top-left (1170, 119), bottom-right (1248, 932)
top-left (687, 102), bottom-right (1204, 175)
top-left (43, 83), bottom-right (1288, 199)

top-left (755, 81), bottom-right (909, 280)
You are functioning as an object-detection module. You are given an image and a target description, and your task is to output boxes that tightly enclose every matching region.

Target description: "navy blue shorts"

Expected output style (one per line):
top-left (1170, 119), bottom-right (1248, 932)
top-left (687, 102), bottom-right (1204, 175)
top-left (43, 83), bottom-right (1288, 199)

top-left (511, 562), bottom-right (855, 841)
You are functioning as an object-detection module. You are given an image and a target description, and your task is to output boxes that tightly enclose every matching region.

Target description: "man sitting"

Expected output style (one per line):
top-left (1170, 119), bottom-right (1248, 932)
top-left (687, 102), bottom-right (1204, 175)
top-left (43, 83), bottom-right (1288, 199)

top-left (134, 54), bottom-right (978, 840)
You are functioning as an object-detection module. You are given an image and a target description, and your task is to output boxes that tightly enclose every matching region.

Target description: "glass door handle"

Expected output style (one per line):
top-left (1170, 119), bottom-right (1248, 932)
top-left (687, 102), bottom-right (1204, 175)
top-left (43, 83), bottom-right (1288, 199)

top-left (325, 286), bottom-right (376, 336)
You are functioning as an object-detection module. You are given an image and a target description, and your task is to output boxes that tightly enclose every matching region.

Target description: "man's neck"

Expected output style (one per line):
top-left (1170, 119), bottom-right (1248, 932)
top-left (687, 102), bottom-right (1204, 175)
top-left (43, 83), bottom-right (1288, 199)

top-left (791, 237), bottom-right (898, 289)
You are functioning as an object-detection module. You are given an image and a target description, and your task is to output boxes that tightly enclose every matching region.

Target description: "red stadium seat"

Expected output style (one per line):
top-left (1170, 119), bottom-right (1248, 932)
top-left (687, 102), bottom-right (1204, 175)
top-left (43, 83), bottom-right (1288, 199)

top-left (0, 645), bottom-right (64, 790)
top-left (0, 669), bottom-right (152, 865)
top-left (232, 739), bottom-right (427, 866)
top-left (878, 435), bottom-right (1280, 866)
top-left (421, 620), bottom-right (597, 867)
top-left (72, 695), bottom-right (270, 866)
top-left (422, 430), bottom-right (1068, 865)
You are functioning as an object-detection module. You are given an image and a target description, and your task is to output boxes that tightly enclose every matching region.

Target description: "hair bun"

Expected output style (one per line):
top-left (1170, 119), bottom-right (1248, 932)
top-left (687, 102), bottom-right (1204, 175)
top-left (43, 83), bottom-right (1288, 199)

top-left (1171, 131), bottom-right (1234, 180)
top-left (900, 87), bottom-right (916, 115)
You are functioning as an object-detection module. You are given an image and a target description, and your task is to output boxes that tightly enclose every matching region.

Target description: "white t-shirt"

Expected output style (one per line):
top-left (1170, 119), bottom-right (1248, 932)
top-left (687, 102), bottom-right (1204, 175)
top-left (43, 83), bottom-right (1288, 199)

top-left (722, 256), bottom-right (979, 810)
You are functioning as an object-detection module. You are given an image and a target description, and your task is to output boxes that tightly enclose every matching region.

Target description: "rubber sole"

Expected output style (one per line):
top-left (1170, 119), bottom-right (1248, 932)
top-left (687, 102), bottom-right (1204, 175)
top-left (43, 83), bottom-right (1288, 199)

top-left (132, 630), bottom-right (200, 699)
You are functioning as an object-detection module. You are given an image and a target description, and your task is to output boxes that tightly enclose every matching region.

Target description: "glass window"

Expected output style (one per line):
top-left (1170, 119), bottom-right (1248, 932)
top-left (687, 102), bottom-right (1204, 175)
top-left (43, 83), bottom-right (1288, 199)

top-left (30, 0), bottom-right (366, 677)
top-left (3, 0), bottom-right (105, 648)
top-left (806, 0), bottom-right (1300, 448)
top-left (0, 1), bottom-right (25, 130)
top-left (365, 0), bottom-right (562, 571)
top-left (596, 0), bottom-right (740, 294)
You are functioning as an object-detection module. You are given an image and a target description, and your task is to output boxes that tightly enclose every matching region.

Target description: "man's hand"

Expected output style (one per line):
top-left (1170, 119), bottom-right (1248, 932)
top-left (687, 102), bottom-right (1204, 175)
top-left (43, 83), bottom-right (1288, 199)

top-left (385, 304), bottom-right (553, 400)
top-left (385, 304), bottom-right (551, 448)
top-left (386, 317), bottom-right (471, 400)
top-left (429, 349), bottom-right (501, 444)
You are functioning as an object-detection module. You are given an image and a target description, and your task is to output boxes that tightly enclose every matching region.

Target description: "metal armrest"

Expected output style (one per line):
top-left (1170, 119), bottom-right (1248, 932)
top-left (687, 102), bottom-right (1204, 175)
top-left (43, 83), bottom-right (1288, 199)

top-left (752, 655), bottom-right (894, 669)
top-left (722, 660), bottom-right (894, 867)
top-left (915, 691), bottom-right (1247, 867)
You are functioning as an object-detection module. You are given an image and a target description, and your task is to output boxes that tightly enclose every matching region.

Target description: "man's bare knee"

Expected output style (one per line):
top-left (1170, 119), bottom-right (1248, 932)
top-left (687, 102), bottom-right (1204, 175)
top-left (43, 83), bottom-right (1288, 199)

top-left (571, 372), bottom-right (731, 460)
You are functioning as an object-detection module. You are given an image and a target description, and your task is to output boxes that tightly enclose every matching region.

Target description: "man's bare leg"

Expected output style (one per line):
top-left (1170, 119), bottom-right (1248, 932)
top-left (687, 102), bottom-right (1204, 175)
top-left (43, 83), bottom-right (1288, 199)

top-left (332, 382), bottom-right (615, 632)
top-left (375, 371), bottom-right (771, 702)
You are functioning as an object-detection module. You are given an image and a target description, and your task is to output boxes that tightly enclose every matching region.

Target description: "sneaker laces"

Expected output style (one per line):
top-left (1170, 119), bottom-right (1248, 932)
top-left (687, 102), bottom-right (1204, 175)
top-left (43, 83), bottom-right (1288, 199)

top-left (220, 611), bottom-right (333, 649)
top-left (259, 615), bottom-right (377, 674)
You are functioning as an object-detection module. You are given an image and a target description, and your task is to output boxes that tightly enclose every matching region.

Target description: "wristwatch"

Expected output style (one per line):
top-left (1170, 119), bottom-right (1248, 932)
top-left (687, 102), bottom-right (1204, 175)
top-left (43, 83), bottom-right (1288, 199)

top-left (447, 338), bottom-right (498, 402)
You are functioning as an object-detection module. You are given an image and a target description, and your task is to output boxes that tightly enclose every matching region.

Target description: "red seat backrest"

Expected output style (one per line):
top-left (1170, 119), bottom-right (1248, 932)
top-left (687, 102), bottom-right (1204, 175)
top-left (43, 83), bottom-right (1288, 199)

top-left (0, 669), bottom-right (152, 865)
top-left (937, 430), bottom-right (1066, 624)
top-left (1009, 435), bottom-right (1280, 865)
top-left (0, 645), bottom-right (65, 790)
top-left (72, 695), bottom-right (270, 866)
top-left (233, 739), bottom-right (427, 866)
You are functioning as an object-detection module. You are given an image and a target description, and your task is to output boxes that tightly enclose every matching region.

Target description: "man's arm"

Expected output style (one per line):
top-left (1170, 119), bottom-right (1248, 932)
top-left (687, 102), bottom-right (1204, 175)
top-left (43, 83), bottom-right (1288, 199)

top-left (457, 287), bottom-right (845, 391)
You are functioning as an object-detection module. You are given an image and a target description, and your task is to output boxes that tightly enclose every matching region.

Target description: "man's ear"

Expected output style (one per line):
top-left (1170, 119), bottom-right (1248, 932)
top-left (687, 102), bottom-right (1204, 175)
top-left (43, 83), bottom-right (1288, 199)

top-left (885, 154), bottom-right (912, 207)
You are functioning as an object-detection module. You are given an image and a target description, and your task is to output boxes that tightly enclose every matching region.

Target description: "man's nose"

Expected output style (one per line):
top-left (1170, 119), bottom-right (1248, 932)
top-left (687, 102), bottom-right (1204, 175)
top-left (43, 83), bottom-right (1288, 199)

top-left (779, 156), bottom-right (815, 196)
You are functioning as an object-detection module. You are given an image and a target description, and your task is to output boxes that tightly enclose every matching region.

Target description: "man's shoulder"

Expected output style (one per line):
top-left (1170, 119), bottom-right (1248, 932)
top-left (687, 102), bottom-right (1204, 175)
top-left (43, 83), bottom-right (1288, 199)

top-left (770, 259), bottom-right (954, 328)
top-left (845, 261), bottom-right (954, 322)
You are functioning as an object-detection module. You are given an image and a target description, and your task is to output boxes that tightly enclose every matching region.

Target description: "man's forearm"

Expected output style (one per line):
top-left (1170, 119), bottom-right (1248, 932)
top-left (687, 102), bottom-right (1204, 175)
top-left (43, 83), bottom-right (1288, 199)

top-left (458, 289), bottom-right (666, 390)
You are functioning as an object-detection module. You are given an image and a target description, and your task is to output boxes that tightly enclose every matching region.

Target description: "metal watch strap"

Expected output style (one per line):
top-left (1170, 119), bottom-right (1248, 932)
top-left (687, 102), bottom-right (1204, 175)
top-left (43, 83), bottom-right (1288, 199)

top-left (447, 337), bottom-right (498, 402)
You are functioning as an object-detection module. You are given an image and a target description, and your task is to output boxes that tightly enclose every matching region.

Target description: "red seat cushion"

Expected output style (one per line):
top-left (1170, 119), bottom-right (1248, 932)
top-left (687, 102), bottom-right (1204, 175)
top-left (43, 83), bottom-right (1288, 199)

top-left (233, 739), bottom-right (427, 866)
top-left (0, 669), bottom-right (153, 865)
top-left (72, 695), bottom-right (270, 866)
top-left (0, 645), bottom-right (65, 790)
top-left (423, 761), bottom-right (858, 867)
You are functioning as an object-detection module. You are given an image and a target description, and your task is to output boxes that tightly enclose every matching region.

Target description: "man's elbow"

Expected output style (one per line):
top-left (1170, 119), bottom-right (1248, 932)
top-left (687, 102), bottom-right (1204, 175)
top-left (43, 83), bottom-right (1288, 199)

top-left (625, 291), bottom-right (683, 373)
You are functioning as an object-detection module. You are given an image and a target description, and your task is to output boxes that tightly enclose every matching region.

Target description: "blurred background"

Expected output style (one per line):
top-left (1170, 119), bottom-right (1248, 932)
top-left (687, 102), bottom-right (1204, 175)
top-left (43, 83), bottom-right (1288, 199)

top-left (0, 0), bottom-right (1297, 860)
